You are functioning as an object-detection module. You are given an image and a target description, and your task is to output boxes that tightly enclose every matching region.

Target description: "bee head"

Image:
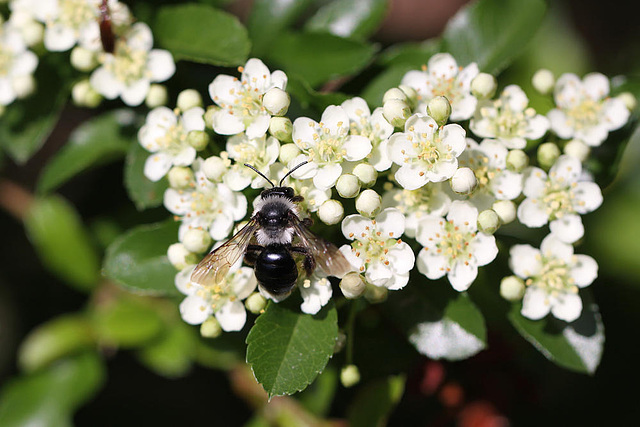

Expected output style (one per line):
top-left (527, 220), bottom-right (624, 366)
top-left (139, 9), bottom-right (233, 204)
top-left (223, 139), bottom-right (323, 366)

top-left (260, 186), bottom-right (295, 199)
top-left (243, 161), bottom-right (309, 196)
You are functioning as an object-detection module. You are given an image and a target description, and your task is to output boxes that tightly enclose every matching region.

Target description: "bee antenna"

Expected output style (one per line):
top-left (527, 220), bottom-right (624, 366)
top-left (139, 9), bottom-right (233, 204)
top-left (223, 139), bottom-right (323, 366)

top-left (279, 161), bottom-right (309, 186)
top-left (244, 163), bottom-right (275, 187)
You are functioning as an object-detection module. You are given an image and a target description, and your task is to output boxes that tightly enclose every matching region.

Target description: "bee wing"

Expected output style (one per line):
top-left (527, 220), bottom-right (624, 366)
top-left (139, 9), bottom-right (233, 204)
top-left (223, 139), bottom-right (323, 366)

top-left (190, 218), bottom-right (259, 286)
top-left (290, 215), bottom-right (353, 279)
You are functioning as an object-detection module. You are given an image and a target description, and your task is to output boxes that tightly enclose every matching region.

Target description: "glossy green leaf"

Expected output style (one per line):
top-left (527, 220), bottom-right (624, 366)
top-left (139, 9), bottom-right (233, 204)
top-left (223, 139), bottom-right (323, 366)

top-left (0, 352), bottom-right (105, 427)
top-left (24, 195), bottom-right (101, 292)
top-left (247, 0), bottom-right (313, 56)
top-left (376, 39), bottom-right (440, 67)
top-left (305, 0), bottom-right (388, 40)
top-left (91, 297), bottom-right (164, 347)
top-left (246, 301), bottom-right (338, 397)
top-left (154, 4), bottom-right (250, 66)
top-left (103, 220), bottom-right (181, 296)
top-left (286, 76), bottom-right (350, 113)
top-left (124, 141), bottom-right (168, 210)
top-left (508, 293), bottom-right (604, 374)
top-left (137, 322), bottom-right (197, 378)
top-left (267, 32), bottom-right (378, 88)
top-left (347, 375), bottom-right (405, 427)
top-left (298, 366), bottom-right (338, 417)
top-left (441, 0), bottom-right (546, 73)
top-left (37, 110), bottom-right (134, 194)
top-left (361, 64), bottom-right (415, 107)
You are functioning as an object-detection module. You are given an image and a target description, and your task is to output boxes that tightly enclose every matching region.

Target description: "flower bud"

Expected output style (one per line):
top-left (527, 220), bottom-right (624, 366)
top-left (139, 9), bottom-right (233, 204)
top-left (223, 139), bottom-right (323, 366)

top-left (477, 209), bottom-right (500, 234)
top-left (399, 84), bottom-right (418, 109)
top-left (12, 74), bottom-right (35, 99)
top-left (245, 292), bottom-right (267, 314)
top-left (167, 243), bottom-right (198, 270)
top-left (492, 200), bottom-right (516, 224)
top-left (71, 80), bottom-right (102, 108)
top-left (618, 91), bottom-right (637, 111)
top-left (352, 163), bottom-right (377, 187)
top-left (340, 272), bottom-right (365, 299)
top-left (500, 276), bottom-right (525, 301)
top-left (450, 167), bottom-right (477, 195)
top-left (168, 166), bottom-right (194, 189)
top-left (427, 95), bottom-right (452, 126)
top-left (382, 87), bottom-right (407, 103)
top-left (364, 283), bottom-right (387, 303)
top-left (0, 105), bottom-right (5, 117)
top-left (336, 174), bottom-right (361, 199)
top-left (145, 84), bottom-right (168, 108)
top-left (263, 87), bottom-right (290, 116)
top-left (176, 89), bottom-right (203, 111)
top-left (277, 143), bottom-right (300, 165)
top-left (537, 142), bottom-right (561, 170)
top-left (182, 228), bottom-right (212, 254)
top-left (203, 106), bottom-right (220, 129)
top-left (383, 98), bottom-right (411, 128)
top-left (471, 73), bottom-right (497, 99)
top-left (70, 46), bottom-right (98, 71)
top-left (564, 139), bottom-right (590, 162)
top-left (200, 317), bottom-right (222, 338)
top-left (187, 129), bottom-right (210, 151)
top-left (318, 199), bottom-right (344, 225)
top-left (506, 149), bottom-right (529, 173)
top-left (202, 156), bottom-right (227, 182)
top-left (21, 19), bottom-right (44, 47)
top-left (532, 69), bottom-right (555, 95)
top-left (269, 116), bottom-right (293, 142)
top-left (355, 189), bottom-right (382, 217)
top-left (340, 364), bottom-right (361, 388)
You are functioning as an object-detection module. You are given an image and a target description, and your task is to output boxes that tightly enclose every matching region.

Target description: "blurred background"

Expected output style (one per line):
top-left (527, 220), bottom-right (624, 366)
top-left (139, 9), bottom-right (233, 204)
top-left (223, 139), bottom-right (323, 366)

top-left (1, 0), bottom-right (640, 425)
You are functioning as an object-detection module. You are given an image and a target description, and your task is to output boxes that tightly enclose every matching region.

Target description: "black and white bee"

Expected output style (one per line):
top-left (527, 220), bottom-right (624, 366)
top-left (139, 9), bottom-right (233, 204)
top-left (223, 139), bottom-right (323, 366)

top-left (190, 162), bottom-right (352, 299)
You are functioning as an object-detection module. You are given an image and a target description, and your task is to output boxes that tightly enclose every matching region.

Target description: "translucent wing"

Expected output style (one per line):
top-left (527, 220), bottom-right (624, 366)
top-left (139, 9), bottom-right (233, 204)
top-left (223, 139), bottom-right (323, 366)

top-left (190, 218), bottom-right (259, 286)
top-left (290, 215), bottom-right (353, 278)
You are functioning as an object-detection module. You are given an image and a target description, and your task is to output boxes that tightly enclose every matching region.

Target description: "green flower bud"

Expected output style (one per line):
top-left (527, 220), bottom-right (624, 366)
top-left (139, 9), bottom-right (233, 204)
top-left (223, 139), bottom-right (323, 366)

top-left (167, 166), bottom-right (194, 189)
top-left (263, 87), bottom-right (290, 116)
top-left (278, 142), bottom-right (300, 165)
top-left (352, 163), bottom-right (377, 188)
top-left (506, 149), bottom-right (529, 173)
top-left (383, 98), bottom-right (411, 128)
top-left (145, 84), bottom-right (168, 108)
top-left (202, 156), bottom-right (228, 182)
top-left (187, 129), bottom-right (210, 151)
top-left (167, 243), bottom-right (198, 270)
top-left (269, 116), bottom-right (293, 143)
top-left (182, 228), bottom-right (212, 254)
top-left (340, 364), bottom-right (361, 388)
top-left (70, 46), bottom-right (97, 71)
top-left (564, 139), bottom-right (590, 162)
top-left (470, 73), bottom-right (497, 99)
top-left (203, 105), bottom-right (220, 129)
top-left (339, 272), bottom-right (366, 299)
top-left (364, 283), bottom-right (388, 303)
top-left (477, 209), bottom-right (500, 234)
top-left (336, 174), bottom-right (361, 199)
top-left (382, 87), bottom-right (407, 103)
top-left (450, 167), bottom-right (477, 195)
top-left (200, 317), bottom-right (222, 338)
top-left (177, 89), bottom-right (203, 111)
top-left (318, 199), bottom-right (344, 225)
top-left (245, 292), bottom-right (267, 314)
top-left (492, 200), bottom-right (516, 224)
top-left (500, 276), bottom-right (525, 301)
top-left (355, 189), bottom-right (382, 217)
top-left (532, 69), bottom-right (555, 95)
top-left (71, 79), bottom-right (102, 108)
top-left (399, 84), bottom-right (418, 109)
top-left (618, 91), bottom-right (637, 111)
top-left (427, 95), bottom-right (452, 126)
top-left (537, 142), bottom-right (561, 170)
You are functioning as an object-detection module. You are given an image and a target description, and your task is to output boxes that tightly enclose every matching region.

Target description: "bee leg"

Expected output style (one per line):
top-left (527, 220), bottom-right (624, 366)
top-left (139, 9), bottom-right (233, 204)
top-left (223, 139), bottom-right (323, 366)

top-left (244, 244), bottom-right (263, 267)
top-left (301, 217), bottom-right (313, 227)
top-left (291, 195), bottom-right (304, 203)
top-left (290, 246), bottom-right (316, 276)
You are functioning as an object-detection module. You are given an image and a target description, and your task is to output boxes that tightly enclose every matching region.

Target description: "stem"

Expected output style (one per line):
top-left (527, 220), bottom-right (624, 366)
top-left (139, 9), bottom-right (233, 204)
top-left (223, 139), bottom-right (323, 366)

top-left (345, 299), bottom-right (360, 365)
top-left (0, 179), bottom-right (33, 220)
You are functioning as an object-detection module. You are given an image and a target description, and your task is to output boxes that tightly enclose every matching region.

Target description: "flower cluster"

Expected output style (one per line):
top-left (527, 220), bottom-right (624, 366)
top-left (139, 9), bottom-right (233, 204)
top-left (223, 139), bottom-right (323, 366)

top-left (143, 54), bottom-right (632, 334)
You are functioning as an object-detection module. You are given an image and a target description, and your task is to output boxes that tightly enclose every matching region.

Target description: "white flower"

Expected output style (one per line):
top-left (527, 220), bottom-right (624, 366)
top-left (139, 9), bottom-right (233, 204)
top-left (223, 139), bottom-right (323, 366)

top-left (456, 138), bottom-right (523, 211)
top-left (0, 20), bottom-right (38, 106)
top-left (381, 182), bottom-right (451, 238)
top-left (138, 106), bottom-right (205, 181)
top-left (415, 200), bottom-right (498, 292)
top-left (341, 96), bottom-right (394, 171)
top-left (401, 53), bottom-right (479, 121)
top-left (547, 73), bottom-right (630, 146)
top-left (339, 208), bottom-right (415, 291)
top-left (298, 273), bottom-right (333, 315)
top-left (470, 85), bottom-right (549, 149)
top-left (208, 58), bottom-right (287, 138)
top-left (517, 155), bottom-right (602, 243)
top-left (164, 159), bottom-right (247, 241)
top-left (509, 234), bottom-right (598, 322)
top-left (90, 22), bottom-right (175, 106)
top-left (176, 264), bottom-right (257, 331)
top-left (387, 113), bottom-right (466, 190)
top-left (291, 104), bottom-right (372, 190)
top-left (222, 133), bottom-right (280, 191)
top-left (267, 162), bottom-right (331, 213)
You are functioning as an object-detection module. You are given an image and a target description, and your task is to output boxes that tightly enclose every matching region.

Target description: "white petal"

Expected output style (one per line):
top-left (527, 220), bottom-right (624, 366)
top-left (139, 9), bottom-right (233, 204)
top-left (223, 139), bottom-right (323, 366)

top-left (551, 293), bottom-right (582, 322)
top-left (375, 208), bottom-right (406, 238)
top-left (209, 74), bottom-right (242, 106)
top-left (339, 244), bottom-right (364, 270)
top-left (144, 152), bottom-right (172, 181)
top-left (365, 261), bottom-right (393, 286)
top-left (540, 233), bottom-right (574, 262)
top-left (148, 50), bottom-right (175, 82)
top-left (341, 96), bottom-right (371, 121)
top-left (427, 53), bottom-right (458, 81)
top-left (550, 155), bottom-right (581, 185)
top-left (428, 159), bottom-right (458, 182)
top-left (341, 214), bottom-right (372, 239)
top-left (549, 215), bottom-right (584, 244)
top-left (215, 300), bottom-right (247, 331)
top-left (179, 295), bottom-right (212, 325)
top-left (448, 261), bottom-right (478, 292)
top-left (509, 244), bottom-right (542, 278)
top-left (163, 188), bottom-right (188, 215)
top-left (321, 105), bottom-right (350, 135)
top-left (121, 79), bottom-right (150, 106)
top-left (289, 155), bottom-right (316, 179)
top-left (602, 97), bottom-right (630, 132)
top-left (299, 277), bottom-right (333, 315)
top-left (547, 109), bottom-right (573, 139)
top-left (342, 135), bottom-right (372, 161)
top-left (417, 250), bottom-right (447, 280)
top-left (210, 213), bottom-right (234, 240)
top-left (11, 50), bottom-right (38, 75)
top-left (572, 182), bottom-right (603, 213)
top-left (524, 115), bottom-right (550, 140)
top-left (387, 133), bottom-right (417, 165)
top-left (212, 109), bottom-right (245, 135)
top-left (90, 67), bottom-right (122, 99)
top-left (292, 117), bottom-right (320, 150)
top-left (450, 94), bottom-right (477, 122)
top-left (447, 200), bottom-right (478, 231)
top-left (385, 271), bottom-right (410, 290)
top-left (491, 170), bottom-right (523, 200)
top-left (386, 242), bottom-right (415, 274)
top-left (571, 255), bottom-right (598, 288)
top-left (517, 198), bottom-right (549, 228)
top-left (242, 58), bottom-right (270, 93)
top-left (175, 265), bottom-right (197, 295)
top-left (502, 85), bottom-right (528, 111)
top-left (44, 24), bottom-right (76, 51)
top-left (223, 168), bottom-right (252, 191)
top-left (395, 164), bottom-right (429, 190)
top-left (245, 113), bottom-right (271, 139)
top-left (233, 267), bottom-right (258, 299)
top-left (181, 107), bottom-right (206, 132)
top-left (522, 167), bottom-right (547, 198)
top-left (582, 73), bottom-right (609, 100)
top-left (313, 163), bottom-right (342, 190)
top-left (472, 233), bottom-right (498, 266)
top-left (521, 287), bottom-right (551, 320)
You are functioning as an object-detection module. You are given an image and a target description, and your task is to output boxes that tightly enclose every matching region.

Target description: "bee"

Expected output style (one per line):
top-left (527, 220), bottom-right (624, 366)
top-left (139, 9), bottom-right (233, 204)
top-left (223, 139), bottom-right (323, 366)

top-left (190, 162), bottom-right (352, 299)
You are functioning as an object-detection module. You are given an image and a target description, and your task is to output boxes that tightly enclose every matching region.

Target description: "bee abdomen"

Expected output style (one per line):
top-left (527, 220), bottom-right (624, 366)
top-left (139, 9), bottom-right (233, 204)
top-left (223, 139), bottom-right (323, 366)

top-left (255, 245), bottom-right (298, 295)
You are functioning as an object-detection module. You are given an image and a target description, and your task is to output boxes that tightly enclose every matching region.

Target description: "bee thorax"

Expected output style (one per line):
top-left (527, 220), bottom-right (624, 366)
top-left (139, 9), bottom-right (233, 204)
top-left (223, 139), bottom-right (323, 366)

top-left (256, 227), bottom-right (294, 245)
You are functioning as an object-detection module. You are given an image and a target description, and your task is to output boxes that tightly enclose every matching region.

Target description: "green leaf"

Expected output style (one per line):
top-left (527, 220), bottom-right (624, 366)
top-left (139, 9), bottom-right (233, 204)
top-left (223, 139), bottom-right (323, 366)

top-left (137, 322), bottom-right (197, 378)
top-left (347, 375), bottom-right (405, 427)
top-left (154, 4), bottom-right (250, 66)
top-left (508, 293), bottom-right (604, 374)
top-left (286, 76), bottom-right (350, 112)
top-left (297, 366), bottom-right (338, 416)
top-left (0, 56), bottom-right (69, 164)
top-left (91, 297), bottom-right (164, 347)
top-left (361, 64), bottom-right (415, 107)
top-left (103, 220), bottom-right (181, 296)
top-left (37, 111), bottom-right (134, 194)
top-left (246, 301), bottom-right (338, 397)
top-left (441, 0), bottom-right (546, 73)
top-left (247, 0), bottom-right (313, 56)
top-left (386, 281), bottom-right (487, 361)
top-left (124, 141), bottom-right (168, 210)
top-left (305, 0), bottom-right (388, 40)
top-left (0, 352), bottom-right (105, 427)
top-left (376, 39), bottom-right (440, 67)
top-left (24, 195), bottom-right (101, 292)
top-left (267, 32), bottom-right (378, 88)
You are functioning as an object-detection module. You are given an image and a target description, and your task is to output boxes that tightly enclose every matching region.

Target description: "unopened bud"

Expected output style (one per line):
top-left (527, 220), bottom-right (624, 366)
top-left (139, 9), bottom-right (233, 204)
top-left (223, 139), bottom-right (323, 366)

top-left (340, 364), bottom-right (360, 388)
top-left (167, 243), bottom-right (198, 270)
top-left (202, 156), bottom-right (227, 182)
top-left (177, 89), bottom-right (203, 111)
top-left (450, 167), bottom-right (477, 195)
top-left (398, 84), bottom-right (418, 108)
top-left (21, 19), bottom-right (44, 47)
top-left (187, 130), bottom-right (210, 151)
top-left (364, 283), bottom-right (388, 303)
top-left (471, 73), bottom-right (497, 99)
top-left (278, 142), bottom-right (300, 165)
top-left (537, 142), bottom-right (561, 170)
top-left (71, 80), bottom-right (102, 108)
top-left (492, 200), bottom-right (516, 224)
top-left (427, 95), bottom-right (452, 126)
top-left (336, 174), bottom-right (360, 199)
top-left (245, 292), bottom-right (267, 314)
top-left (145, 84), bottom-right (168, 108)
top-left (355, 189), bottom-right (382, 217)
top-left (500, 276), bottom-right (525, 301)
top-left (70, 46), bottom-right (97, 71)
top-left (318, 199), bottom-right (344, 225)
top-left (532, 69), bottom-right (555, 95)
top-left (182, 228), bottom-right (212, 254)
top-left (200, 317), bottom-right (222, 338)
top-left (352, 163), bottom-right (377, 187)
top-left (12, 74), bottom-right (35, 99)
top-left (168, 166), bottom-right (194, 189)
top-left (340, 272), bottom-right (365, 299)
top-left (383, 98), bottom-right (411, 128)
top-left (564, 139), bottom-right (590, 162)
top-left (618, 92), bottom-right (637, 111)
top-left (203, 106), bottom-right (220, 129)
top-left (263, 87), bottom-right (290, 116)
top-left (506, 149), bottom-right (529, 172)
top-left (270, 116), bottom-right (293, 142)
top-left (477, 209), bottom-right (500, 234)
top-left (382, 87), bottom-right (407, 103)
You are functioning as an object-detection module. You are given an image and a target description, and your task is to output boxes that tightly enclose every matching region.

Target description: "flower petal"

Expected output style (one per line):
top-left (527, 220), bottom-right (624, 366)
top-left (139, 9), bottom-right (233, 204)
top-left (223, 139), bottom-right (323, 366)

top-left (215, 299), bottom-right (247, 331)
top-left (521, 287), bottom-right (551, 320)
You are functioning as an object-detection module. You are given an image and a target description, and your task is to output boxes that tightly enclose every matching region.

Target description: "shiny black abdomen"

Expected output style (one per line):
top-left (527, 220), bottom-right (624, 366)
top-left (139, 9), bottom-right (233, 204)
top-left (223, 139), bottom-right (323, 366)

top-left (255, 245), bottom-right (298, 295)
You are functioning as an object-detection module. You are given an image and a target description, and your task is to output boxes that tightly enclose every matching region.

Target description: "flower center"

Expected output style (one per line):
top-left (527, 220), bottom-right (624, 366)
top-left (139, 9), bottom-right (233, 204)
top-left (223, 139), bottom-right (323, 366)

top-left (566, 97), bottom-right (602, 130)
top-left (229, 81), bottom-right (265, 126)
top-left (405, 125), bottom-right (450, 169)
top-left (306, 122), bottom-right (348, 165)
top-left (180, 179), bottom-right (224, 224)
top-left (0, 44), bottom-right (12, 77)
top-left (58, 0), bottom-right (97, 31)
top-left (541, 178), bottom-right (576, 220)
top-left (104, 41), bottom-right (148, 85)
top-left (350, 223), bottom-right (399, 271)
top-left (436, 220), bottom-right (475, 264)
top-left (528, 256), bottom-right (576, 295)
